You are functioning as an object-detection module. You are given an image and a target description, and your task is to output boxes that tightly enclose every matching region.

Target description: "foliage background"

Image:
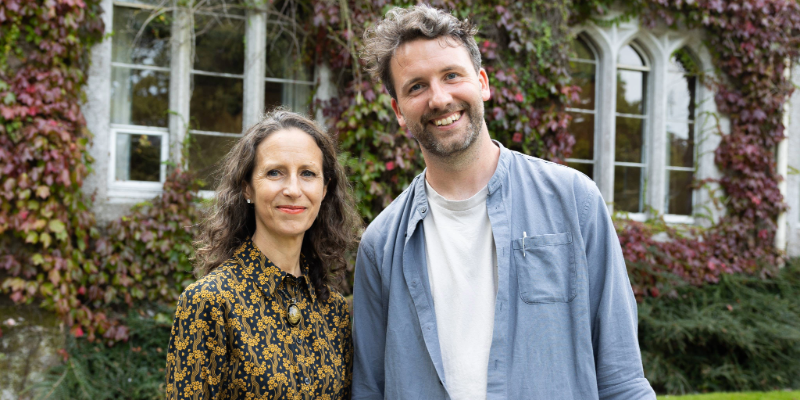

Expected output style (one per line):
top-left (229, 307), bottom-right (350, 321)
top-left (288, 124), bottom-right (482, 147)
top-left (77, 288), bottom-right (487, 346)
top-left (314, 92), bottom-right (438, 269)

top-left (1, 0), bottom-right (800, 396)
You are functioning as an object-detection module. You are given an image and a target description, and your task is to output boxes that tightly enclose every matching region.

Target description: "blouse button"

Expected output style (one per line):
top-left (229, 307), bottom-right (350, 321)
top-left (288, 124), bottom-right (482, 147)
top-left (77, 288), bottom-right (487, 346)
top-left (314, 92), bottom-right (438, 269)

top-left (304, 377), bottom-right (310, 384)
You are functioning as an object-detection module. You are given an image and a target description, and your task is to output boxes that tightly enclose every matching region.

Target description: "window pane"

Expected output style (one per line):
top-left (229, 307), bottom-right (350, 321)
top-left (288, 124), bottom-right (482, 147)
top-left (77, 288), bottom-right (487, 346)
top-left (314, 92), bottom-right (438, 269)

top-left (667, 170), bottom-right (694, 215)
top-left (615, 116), bottom-right (644, 163)
top-left (569, 38), bottom-right (594, 61)
top-left (111, 67), bottom-right (170, 127)
top-left (569, 61), bottom-right (595, 110)
top-left (115, 133), bottom-right (162, 182)
top-left (191, 74), bottom-right (243, 133)
top-left (616, 70), bottom-right (646, 115)
top-left (614, 166), bottom-right (643, 213)
top-left (568, 112), bottom-right (594, 160)
top-left (567, 162), bottom-right (593, 180)
top-left (667, 65), bottom-right (695, 122)
top-left (265, 26), bottom-right (311, 81)
top-left (667, 121), bottom-right (694, 168)
top-left (112, 5), bottom-right (171, 66)
top-left (194, 14), bottom-right (245, 74)
top-left (618, 45), bottom-right (644, 67)
top-left (265, 81), bottom-right (312, 114)
top-left (188, 134), bottom-right (239, 189)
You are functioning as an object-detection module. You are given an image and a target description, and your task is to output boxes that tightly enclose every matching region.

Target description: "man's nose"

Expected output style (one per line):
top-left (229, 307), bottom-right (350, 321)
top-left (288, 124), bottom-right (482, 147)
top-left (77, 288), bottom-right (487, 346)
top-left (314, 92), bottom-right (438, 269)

top-left (427, 80), bottom-right (452, 110)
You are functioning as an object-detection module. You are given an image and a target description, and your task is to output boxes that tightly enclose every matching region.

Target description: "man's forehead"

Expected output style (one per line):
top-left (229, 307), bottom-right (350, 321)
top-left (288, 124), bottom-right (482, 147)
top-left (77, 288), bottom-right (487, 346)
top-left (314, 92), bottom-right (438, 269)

top-left (393, 36), bottom-right (465, 61)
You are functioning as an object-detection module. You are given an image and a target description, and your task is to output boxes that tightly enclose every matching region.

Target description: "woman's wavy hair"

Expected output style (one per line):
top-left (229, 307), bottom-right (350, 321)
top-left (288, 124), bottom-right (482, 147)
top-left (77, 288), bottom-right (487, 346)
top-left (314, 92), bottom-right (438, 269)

top-left (194, 109), bottom-right (361, 301)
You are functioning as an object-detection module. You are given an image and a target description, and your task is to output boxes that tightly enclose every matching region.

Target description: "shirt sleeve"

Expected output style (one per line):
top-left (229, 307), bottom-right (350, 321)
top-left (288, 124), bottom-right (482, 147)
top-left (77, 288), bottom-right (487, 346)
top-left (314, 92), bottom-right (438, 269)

top-left (351, 239), bottom-right (387, 400)
top-left (579, 184), bottom-right (657, 400)
top-left (165, 282), bottom-right (229, 400)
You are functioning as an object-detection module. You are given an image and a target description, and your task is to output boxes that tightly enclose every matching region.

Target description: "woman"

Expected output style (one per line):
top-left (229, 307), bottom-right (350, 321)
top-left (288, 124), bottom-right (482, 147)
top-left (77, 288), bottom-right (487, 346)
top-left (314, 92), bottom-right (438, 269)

top-left (166, 110), bottom-right (360, 399)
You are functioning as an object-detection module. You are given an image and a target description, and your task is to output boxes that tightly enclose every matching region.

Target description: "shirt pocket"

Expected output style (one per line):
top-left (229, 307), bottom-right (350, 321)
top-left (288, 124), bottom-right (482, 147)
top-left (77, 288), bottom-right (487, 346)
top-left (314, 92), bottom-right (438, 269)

top-left (512, 232), bottom-right (576, 304)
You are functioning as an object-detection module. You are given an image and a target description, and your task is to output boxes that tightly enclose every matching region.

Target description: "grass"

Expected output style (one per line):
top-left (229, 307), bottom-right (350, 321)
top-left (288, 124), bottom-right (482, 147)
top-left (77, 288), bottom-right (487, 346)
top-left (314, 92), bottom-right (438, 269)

top-left (658, 392), bottom-right (800, 400)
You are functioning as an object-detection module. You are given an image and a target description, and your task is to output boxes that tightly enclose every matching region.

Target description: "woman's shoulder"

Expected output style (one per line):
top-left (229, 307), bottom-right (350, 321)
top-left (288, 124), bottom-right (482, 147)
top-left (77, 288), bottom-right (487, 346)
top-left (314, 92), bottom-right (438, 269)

top-left (179, 259), bottom-right (239, 303)
top-left (322, 287), bottom-right (351, 315)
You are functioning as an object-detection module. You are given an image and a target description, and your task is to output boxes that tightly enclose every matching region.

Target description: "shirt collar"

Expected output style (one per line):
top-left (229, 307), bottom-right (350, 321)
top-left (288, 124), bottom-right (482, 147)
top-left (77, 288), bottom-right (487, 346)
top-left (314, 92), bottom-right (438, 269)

top-left (231, 238), bottom-right (317, 302)
top-left (406, 140), bottom-right (511, 236)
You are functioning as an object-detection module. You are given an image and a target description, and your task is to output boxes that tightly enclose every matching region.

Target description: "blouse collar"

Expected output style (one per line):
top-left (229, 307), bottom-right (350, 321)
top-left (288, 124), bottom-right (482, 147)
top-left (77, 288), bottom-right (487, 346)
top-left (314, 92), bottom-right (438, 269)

top-left (231, 238), bottom-right (317, 302)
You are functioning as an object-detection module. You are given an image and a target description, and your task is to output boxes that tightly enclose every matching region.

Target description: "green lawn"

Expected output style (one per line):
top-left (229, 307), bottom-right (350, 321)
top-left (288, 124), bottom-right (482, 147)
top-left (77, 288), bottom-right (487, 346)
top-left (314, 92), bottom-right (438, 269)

top-left (658, 392), bottom-right (800, 400)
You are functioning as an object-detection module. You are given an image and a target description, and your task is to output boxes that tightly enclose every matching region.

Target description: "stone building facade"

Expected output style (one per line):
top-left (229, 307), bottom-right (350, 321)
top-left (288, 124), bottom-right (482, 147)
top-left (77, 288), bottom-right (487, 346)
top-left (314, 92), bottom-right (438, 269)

top-left (81, 1), bottom-right (800, 255)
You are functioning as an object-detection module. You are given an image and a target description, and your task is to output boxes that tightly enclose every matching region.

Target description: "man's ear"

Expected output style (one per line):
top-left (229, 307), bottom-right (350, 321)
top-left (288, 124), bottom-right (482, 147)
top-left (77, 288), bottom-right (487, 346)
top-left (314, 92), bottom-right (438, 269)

top-left (391, 97), bottom-right (407, 128)
top-left (479, 68), bottom-right (491, 101)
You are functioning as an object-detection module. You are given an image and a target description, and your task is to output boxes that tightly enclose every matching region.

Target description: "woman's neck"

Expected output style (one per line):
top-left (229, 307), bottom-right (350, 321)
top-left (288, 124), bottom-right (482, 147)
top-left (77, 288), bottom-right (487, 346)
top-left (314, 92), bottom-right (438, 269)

top-left (251, 230), bottom-right (304, 277)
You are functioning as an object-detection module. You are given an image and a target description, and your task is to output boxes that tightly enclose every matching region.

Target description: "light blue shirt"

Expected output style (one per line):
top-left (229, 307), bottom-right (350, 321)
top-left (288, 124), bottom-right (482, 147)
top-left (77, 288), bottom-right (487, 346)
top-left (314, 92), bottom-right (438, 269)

top-left (352, 142), bottom-right (656, 400)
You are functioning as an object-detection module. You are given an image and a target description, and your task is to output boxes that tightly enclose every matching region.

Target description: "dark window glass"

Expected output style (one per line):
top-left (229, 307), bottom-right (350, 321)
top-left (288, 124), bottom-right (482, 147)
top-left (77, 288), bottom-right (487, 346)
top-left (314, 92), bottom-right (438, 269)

top-left (111, 68), bottom-right (170, 127)
top-left (667, 170), bottom-right (694, 215)
top-left (188, 135), bottom-right (239, 189)
top-left (265, 26), bottom-right (310, 81)
top-left (614, 166), bottom-right (643, 213)
top-left (614, 117), bottom-right (644, 163)
top-left (194, 14), bottom-right (245, 74)
top-left (569, 39), bottom-right (594, 61)
top-left (115, 133), bottom-right (161, 182)
top-left (191, 75), bottom-right (243, 133)
top-left (568, 112), bottom-right (594, 160)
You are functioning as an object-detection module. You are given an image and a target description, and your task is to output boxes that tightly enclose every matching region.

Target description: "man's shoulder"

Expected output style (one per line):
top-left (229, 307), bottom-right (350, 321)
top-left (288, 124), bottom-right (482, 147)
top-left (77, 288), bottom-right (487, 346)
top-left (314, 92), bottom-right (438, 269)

top-left (506, 149), bottom-right (597, 195)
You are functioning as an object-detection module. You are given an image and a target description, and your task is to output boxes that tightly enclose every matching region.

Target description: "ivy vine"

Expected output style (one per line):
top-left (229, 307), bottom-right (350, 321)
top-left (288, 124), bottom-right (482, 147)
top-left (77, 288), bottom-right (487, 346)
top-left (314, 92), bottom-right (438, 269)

top-left (0, 0), bottom-right (799, 341)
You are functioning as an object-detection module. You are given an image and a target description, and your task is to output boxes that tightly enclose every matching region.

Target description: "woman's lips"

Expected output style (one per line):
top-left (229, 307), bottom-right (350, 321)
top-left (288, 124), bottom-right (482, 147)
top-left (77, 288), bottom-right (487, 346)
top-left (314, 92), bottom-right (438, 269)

top-left (277, 206), bottom-right (306, 214)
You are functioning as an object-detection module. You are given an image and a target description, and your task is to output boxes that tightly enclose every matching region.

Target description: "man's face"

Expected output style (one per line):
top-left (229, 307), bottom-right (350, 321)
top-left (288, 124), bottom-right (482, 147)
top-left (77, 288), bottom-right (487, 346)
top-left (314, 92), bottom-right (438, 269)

top-left (389, 38), bottom-right (491, 159)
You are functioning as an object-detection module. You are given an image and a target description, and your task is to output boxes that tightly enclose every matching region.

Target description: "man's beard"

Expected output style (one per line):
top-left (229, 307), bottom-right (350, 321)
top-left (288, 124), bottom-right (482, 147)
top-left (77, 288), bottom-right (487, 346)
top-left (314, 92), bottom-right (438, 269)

top-left (407, 101), bottom-right (484, 159)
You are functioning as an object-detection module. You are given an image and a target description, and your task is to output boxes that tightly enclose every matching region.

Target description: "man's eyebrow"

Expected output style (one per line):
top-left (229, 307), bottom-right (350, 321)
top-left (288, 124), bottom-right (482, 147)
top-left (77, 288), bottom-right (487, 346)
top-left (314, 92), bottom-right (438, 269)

top-left (400, 65), bottom-right (469, 92)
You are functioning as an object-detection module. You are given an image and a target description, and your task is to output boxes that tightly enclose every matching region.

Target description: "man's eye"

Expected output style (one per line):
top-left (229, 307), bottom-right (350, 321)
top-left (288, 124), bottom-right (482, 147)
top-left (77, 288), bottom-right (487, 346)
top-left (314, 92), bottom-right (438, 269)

top-left (446, 73), bottom-right (457, 80)
top-left (409, 83), bottom-right (422, 92)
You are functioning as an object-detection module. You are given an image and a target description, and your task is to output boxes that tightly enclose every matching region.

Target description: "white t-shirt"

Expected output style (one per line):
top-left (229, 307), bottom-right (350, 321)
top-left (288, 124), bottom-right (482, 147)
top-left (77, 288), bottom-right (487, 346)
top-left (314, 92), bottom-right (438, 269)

top-left (422, 179), bottom-right (498, 400)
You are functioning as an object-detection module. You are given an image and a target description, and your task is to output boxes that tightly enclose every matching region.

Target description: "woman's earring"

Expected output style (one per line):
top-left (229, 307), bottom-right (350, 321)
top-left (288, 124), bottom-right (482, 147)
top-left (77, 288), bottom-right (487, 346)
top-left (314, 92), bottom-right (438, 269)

top-left (246, 198), bottom-right (251, 204)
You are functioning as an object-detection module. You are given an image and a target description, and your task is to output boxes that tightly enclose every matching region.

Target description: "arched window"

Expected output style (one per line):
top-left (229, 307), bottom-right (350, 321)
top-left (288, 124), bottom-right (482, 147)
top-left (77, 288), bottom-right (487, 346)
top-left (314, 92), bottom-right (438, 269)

top-left (566, 37), bottom-right (597, 179)
top-left (665, 48), bottom-right (697, 216)
top-left (614, 43), bottom-right (650, 213)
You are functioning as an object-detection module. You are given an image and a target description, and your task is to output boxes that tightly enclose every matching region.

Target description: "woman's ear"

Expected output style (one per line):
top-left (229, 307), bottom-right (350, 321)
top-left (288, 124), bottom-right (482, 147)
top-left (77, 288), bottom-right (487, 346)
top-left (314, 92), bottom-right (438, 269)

top-left (243, 182), bottom-right (253, 203)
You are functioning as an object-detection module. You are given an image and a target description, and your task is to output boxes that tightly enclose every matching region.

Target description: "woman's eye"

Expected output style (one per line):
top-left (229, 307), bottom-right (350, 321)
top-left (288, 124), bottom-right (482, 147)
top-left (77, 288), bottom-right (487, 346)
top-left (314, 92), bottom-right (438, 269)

top-left (301, 170), bottom-right (317, 178)
top-left (266, 169), bottom-right (280, 177)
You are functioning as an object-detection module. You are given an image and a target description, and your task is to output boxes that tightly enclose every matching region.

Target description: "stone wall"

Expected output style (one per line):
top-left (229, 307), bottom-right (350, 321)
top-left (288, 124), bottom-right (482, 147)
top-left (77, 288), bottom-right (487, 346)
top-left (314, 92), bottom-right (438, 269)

top-left (0, 298), bottom-right (65, 400)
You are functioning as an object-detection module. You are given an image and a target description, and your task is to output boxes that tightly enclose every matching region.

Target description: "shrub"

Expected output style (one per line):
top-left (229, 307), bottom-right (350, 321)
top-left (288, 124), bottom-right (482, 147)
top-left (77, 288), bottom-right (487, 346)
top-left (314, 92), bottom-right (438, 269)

top-left (640, 258), bottom-right (800, 395)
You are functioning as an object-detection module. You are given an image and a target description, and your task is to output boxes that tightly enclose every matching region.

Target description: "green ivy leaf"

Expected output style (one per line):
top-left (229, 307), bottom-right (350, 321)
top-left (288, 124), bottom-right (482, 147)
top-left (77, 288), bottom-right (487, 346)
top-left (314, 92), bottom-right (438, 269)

top-left (49, 219), bottom-right (66, 234)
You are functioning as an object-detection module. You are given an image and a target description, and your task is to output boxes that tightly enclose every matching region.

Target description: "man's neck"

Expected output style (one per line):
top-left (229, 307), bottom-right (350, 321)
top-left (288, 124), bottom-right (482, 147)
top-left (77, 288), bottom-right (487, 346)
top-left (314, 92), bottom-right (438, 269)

top-left (423, 128), bottom-right (500, 201)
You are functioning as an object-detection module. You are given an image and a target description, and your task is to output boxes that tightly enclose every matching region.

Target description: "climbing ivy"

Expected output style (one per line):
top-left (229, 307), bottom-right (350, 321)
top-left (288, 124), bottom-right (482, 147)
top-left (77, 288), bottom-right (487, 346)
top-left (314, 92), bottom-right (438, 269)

top-left (1, 0), bottom-right (799, 342)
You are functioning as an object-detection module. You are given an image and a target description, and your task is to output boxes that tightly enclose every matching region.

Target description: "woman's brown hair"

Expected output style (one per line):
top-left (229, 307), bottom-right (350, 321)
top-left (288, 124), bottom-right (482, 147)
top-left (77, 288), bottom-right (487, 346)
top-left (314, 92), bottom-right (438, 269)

top-left (194, 109), bottom-right (361, 301)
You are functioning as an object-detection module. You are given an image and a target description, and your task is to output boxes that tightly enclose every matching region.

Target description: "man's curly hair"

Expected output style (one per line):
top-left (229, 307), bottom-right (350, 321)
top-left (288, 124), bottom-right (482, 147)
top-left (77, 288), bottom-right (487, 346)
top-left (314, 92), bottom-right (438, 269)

top-left (361, 4), bottom-right (481, 100)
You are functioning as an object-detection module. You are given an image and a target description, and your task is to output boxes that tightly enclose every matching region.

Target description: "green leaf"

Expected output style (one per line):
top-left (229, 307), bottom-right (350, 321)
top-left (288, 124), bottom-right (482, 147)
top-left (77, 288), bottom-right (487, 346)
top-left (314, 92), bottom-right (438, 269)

top-left (49, 219), bottom-right (66, 234)
top-left (40, 232), bottom-right (52, 248)
top-left (25, 231), bottom-right (38, 244)
top-left (31, 253), bottom-right (44, 265)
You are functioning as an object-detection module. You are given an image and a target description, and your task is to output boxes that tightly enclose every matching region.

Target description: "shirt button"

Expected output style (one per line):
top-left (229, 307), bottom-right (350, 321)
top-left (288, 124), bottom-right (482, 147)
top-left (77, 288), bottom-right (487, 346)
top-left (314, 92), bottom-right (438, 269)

top-left (420, 206), bottom-right (427, 213)
top-left (304, 377), bottom-right (310, 384)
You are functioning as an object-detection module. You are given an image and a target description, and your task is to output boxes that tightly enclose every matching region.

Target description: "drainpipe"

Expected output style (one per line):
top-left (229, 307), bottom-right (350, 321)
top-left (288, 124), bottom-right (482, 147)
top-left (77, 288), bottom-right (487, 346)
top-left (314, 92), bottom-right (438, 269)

top-left (775, 58), bottom-right (792, 253)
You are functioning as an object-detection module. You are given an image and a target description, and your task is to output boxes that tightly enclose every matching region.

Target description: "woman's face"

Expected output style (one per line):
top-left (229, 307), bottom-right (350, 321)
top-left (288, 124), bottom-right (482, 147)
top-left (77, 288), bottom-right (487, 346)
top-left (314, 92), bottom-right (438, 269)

top-left (245, 128), bottom-right (328, 242)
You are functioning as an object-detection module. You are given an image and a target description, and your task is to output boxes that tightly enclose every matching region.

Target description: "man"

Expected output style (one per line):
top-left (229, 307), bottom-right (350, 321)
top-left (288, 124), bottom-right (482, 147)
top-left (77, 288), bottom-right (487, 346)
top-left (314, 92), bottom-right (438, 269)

top-left (352, 5), bottom-right (656, 400)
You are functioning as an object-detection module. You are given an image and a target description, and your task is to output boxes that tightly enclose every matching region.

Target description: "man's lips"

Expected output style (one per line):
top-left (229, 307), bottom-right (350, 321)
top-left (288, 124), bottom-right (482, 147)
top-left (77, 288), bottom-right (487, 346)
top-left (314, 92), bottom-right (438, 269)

top-left (277, 206), bottom-right (306, 214)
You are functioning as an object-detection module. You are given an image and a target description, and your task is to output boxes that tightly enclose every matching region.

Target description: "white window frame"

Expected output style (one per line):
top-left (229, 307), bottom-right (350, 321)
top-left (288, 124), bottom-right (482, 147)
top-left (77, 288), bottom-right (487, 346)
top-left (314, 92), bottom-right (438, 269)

top-left (573, 21), bottom-right (722, 225)
top-left (565, 35), bottom-right (599, 176)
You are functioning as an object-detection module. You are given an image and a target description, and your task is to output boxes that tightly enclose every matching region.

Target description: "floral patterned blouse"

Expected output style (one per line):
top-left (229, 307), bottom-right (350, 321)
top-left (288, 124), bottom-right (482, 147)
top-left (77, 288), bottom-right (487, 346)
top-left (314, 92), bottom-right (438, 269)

top-left (166, 239), bottom-right (352, 400)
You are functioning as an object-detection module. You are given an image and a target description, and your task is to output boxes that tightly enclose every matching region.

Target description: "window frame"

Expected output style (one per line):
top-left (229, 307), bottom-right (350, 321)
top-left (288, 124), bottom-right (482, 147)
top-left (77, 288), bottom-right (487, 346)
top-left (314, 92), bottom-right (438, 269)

top-left (565, 35), bottom-right (599, 178)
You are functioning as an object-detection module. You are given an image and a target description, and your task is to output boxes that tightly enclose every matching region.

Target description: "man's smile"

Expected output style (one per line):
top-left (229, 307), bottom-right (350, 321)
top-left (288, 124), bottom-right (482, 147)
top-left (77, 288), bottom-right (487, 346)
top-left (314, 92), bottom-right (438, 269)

top-left (431, 111), bottom-right (463, 127)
